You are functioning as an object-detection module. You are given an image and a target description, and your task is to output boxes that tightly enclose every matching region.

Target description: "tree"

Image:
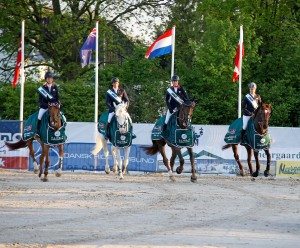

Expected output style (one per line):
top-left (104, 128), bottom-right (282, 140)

top-left (0, 0), bottom-right (172, 81)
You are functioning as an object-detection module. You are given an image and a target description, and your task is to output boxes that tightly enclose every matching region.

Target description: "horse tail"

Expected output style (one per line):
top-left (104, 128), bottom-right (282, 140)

top-left (5, 139), bottom-right (28, 151)
top-left (143, 140), bottom-right (162, 155)
top-left (222, 144), bottom-right (232, 150)
top-left (91, 133), bottom-right (104, 155)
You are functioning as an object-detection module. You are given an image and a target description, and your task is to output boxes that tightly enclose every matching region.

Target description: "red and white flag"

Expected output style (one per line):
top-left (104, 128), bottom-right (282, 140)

top-left (232, 26), bottom-right (244, 82)
top-left (12, 40), bottom-right (22, 88)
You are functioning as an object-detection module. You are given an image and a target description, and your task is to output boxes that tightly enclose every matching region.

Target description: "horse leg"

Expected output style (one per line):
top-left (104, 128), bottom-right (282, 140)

top-left (115, 148), bottom-right (124, 180)
top-left (252, 150), bottom-right (260, 177)
top-left (41, 145), bottom-right (50, 182)
top-left (187, 147), bottom-right (197, 182)
top-left (122, 146), bottom-right (131, 175)
top-left (175, 148), bottom-right (184, 174)
top-left (38, 144), bottom-right (45, 178)
top-left (157, 142), bottom-right (174, 181)
top-left (264, 149), bottom-right (271, 177)
top-left (55, 145), bottom-right (64, 177)
top-left (169, 149), bottom-right (177, 172)
top-left (246, 146), bottom-right (254, 175)
top-left (27, 139), bottom-right (39, 174)
top-left (111, 146), bottom-right (118, 174)
top-left (232, 145), bottom-right (245, 176)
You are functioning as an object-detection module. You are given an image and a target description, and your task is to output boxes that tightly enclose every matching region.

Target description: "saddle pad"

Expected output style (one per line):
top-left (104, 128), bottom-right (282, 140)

top-left (151, 116), bottom-right (165, 140)
top-left (175, 129), bottom-right (194, 147)
top-left (224, 118), bottom-right (242, 144)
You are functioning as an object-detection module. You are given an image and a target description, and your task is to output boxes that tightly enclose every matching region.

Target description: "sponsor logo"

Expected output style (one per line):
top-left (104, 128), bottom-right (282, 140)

top-left (229, 129), bottom-right (236, 134)
top-left (181, 134), bottom-right (187, 139)
top-left (260, 138), bottom-right (265, 143)
top-left (24, 125), bottom-right (32, 132)
top-left (276, 161), bottom-right (300, 177)
top-left (120, 135), bottom-right (126, 141)
top-left (54, 131), bottom-right (61, 137)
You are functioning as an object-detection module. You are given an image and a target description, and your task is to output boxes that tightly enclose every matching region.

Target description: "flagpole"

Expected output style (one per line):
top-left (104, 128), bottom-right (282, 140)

top-left (94, 21), bottom-right (99, 123)
top-left (238, 25), bottom-right (243, 118)
top-left (94, 21), bottom-right (99, 171)
top-left (171, 26), bottom-right (176, 79)
top-left (19, 20), bottom-right (25, 134)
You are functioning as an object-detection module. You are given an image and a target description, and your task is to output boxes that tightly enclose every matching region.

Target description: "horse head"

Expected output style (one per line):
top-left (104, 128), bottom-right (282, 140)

top-left (48, 101), bottom-right (61, 130)
top-left (177, 100), bottom-right (196, 129)
top-left (115, 102), bottom-right (130, 134)
top-left (253, 102), bottom-right (272, 135)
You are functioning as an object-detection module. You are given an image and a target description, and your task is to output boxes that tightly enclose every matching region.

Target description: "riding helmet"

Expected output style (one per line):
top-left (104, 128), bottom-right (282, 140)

top-left (171, 75), bottom-right (180, 81)
top-left (248, 82), bottom-right (257, 89)
top-left (44, 71), bottom-right (54, 80)
top-left (111, 77), bottom-right (120, 84)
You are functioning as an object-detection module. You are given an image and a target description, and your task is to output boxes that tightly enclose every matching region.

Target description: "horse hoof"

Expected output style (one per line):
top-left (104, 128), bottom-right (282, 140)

top-left (176, 167), bottom-right (183, 174)
top-left (169, 175), bottom-right (176, 182)
top-left (191, 176), bottom-right (197, 183)
top-left (105, 168), bottom-right (110, 174)
top-left (252, 171), bottom-right (259, 177)
top-left (239, 170), bottom-right (245, 177)
top-left (55, 171), bottom-right (62, 177)
top-left (41, 177), bottom-right (48, 182)
top-left (264, 170), bottom-right (270, 177)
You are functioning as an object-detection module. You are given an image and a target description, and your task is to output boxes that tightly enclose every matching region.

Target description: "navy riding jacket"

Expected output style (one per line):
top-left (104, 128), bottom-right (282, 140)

top-left (106, 88), bottom-right (129, 113)
top-left (39, 83), bottom-right (59, 109)
top-left (166, 86), bottom-right (189, 113)
top-left (242, 94), bottom-right (261, 116)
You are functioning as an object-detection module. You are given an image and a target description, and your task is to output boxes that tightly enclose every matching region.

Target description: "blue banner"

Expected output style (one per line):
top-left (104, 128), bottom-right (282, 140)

top-left (28, 142), bottom-right (157, 172)
top-left (0, 121), bottom-right (21, 142)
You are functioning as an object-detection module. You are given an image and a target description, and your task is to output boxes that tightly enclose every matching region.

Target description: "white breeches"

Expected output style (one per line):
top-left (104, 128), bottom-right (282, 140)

top-left (242, 115), bottom-right (251, 130)
top-left (108, 112), bottom-right (115, 123)
top-left (38, 108), bottom-right (47, 120)
top-left (165, 110), bottom-right (172, 124)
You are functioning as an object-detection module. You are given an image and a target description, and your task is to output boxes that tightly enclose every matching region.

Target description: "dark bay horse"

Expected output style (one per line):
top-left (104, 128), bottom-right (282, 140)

top-left (144, 101), bottom-right (197, 182)
top-left (5, 102), bottom-right (64, 181)
top-left (222, 103), bottom-right (272, 177)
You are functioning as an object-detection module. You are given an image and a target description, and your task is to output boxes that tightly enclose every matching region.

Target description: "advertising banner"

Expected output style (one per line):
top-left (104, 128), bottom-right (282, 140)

top-left (276, 161), bottom-right (300, 178)
top-left (0, 121), bottom-right (28, 170)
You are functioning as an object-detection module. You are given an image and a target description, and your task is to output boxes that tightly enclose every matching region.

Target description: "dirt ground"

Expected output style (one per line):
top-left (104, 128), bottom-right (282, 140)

top-left (0, 169), bottom-right (299, 248)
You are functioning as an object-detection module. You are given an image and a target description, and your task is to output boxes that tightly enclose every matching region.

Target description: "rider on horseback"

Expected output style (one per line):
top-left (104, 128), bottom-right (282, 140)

top-left (241, 82), bottom-right (261, 141)
top-left (163, 75), bottom-right (189, 131)
top-left (37, 71), bottom-right (60, 135)
top-left (105, 77), bottom-right (129, 139)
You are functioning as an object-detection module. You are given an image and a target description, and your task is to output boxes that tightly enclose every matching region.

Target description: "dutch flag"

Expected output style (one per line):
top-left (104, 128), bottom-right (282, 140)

top-left (145, 28), bottom-right (173, 59)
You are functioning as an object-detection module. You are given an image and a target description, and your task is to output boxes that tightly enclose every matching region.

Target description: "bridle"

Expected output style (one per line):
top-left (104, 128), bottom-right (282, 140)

top-left (253, 103), bottom-right (271, 135)
top-left (177, 101), bottom-right (195, 129)
top-left (48, 102), bottom-right (61, 130)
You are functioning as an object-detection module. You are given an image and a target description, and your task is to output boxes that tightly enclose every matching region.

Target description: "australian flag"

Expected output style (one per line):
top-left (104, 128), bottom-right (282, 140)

top-left (80, 27), bottom-right (96, 67)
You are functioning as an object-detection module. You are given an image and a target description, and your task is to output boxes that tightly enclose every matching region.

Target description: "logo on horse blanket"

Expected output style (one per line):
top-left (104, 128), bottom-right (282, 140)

top-left (152, 114), bottom-right (194, 148)
top-left (98, 111), bottom-right (135, 148)
top-left (224, 117), bottom-right (271, 150)
top-left (23, 111), bottom-right (67, 145)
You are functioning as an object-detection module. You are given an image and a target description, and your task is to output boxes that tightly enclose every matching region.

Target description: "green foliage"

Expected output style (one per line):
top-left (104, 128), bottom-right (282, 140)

top-left (0, 0), bottom-right (299, 126)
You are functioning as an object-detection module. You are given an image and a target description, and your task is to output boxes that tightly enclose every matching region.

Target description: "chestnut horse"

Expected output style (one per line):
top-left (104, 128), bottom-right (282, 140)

top-left (222, 103), bottom-right (272, 177)
top-left (5, 102), bottom-right (64, 181)
top-left (144, 101), bottom-right (197, 182)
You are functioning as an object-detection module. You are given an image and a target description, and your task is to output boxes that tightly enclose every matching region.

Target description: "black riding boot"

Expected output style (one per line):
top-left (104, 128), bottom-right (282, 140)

top-left (105, 123), bottom-right (110, 140)
top-left (241, 129), bottom-right (246, 142)
top-left (36, 119), bottom-right (41, 136)
top-left (162, 123), bottom-right (167, 132)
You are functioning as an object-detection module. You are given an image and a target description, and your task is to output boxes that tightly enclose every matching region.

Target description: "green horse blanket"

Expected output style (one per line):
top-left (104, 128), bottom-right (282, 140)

top-left (23, 111), bottom-right (67, 145)
top-left (224, 117), bottom-right (271, 150)
top-left (151, 113), bottom-right (194, 148)
top-left (98, 111), bottom-right (135, 148)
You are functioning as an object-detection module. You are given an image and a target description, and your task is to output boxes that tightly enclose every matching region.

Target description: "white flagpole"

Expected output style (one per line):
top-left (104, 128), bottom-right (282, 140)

top-left (94, 21), bottom-right (99, 171)
top-left (94, 21), bottom-right (99, 123)
top-left (171, 26), bottom-right (176, 80)
top-left (238, 25), bottom-right (243, 118)
top-left (19, 20), bottom-right (25, 134)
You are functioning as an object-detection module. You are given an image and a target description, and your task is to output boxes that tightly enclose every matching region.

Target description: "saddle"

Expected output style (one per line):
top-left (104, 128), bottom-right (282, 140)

top-left (23, 111), bottom-right (67, 145)
top-left (224, 117), bottom-right (271, 150)
top-left (151, 114), bottom-right (194, 148)
top-left (98, 111), bottom-right (135, 148)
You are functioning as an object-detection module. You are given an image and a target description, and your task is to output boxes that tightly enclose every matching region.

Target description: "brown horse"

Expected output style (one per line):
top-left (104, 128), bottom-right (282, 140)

top-left (222, 103), bottom-right (272, 177)
top-left (5, 102), bottom-right (64, 181)
top-left (144, 101), bottom-right (197, 182)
